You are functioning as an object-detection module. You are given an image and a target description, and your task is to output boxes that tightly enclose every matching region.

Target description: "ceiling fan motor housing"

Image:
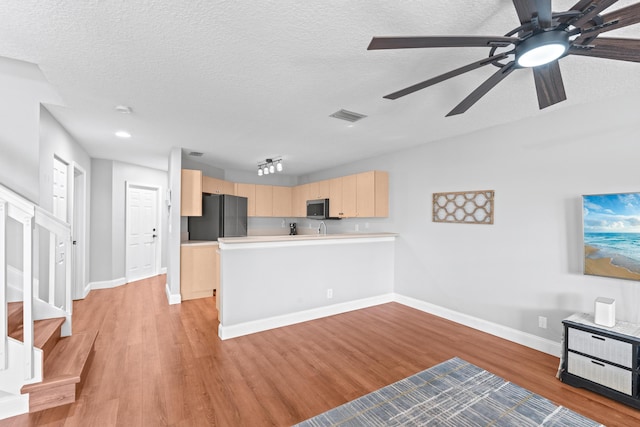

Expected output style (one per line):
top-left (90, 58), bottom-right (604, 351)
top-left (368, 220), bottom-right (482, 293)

top-left (515, 30), bottom-right (571, 68)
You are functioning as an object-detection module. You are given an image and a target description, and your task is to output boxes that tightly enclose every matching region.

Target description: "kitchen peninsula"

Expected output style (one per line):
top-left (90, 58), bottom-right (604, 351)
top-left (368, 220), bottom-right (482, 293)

top-left (216, 233), bottom-right (397, 339)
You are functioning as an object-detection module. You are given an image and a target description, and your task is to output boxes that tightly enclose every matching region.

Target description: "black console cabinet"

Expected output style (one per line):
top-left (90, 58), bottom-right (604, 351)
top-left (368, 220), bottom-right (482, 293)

top-left (561, 313), bottom-right (640, 410)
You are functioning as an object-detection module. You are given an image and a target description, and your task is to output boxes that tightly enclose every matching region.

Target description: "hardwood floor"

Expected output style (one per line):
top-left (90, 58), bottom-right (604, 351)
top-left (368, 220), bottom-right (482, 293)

top-left (3, 274), bottom-right (639, 426)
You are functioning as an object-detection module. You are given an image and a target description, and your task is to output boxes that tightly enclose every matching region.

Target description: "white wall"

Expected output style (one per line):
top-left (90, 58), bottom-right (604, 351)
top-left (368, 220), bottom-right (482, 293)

top-left (166, 147), bottom-right (182, 303)
top-left (90, 159), bottom-right (113, 282)
top-left (0, 57), bottom-right (62, 203)
top-left (300, 92), bottom-right (640, 343)
top-left (38, 106), bottom-right (92, 294)
top-left (90, 159), bottom-right (168, 283)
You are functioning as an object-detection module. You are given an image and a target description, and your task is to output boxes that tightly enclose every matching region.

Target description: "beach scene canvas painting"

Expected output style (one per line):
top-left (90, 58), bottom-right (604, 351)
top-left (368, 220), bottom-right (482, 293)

top-left (583, 193), bottom-right (640, 281)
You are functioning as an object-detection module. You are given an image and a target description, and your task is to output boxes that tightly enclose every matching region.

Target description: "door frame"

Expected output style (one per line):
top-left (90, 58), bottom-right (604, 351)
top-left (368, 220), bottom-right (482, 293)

top-left (125, 182), bottom-right (162, 283)
top-left (69, 162), bottom-right (87, 299)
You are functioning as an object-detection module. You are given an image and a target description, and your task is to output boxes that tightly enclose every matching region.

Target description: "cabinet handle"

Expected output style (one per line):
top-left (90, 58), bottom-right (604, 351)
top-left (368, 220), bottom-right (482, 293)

top-left (591, 335), bottom-right (606, 342)
top-left (590, 360), bottom-right (605, 367)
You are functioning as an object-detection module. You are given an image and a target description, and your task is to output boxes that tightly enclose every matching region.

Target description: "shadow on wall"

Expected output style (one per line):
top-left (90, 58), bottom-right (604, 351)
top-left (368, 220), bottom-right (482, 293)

top-left (565, 197), bottom-right (585, 275)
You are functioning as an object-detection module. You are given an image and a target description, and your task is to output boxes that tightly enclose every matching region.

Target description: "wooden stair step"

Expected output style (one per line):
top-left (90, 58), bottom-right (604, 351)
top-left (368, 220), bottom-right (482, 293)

top-left (7, 301), bottom-right (65, 361)
top-left (21, 330), bottom-right (98, 413)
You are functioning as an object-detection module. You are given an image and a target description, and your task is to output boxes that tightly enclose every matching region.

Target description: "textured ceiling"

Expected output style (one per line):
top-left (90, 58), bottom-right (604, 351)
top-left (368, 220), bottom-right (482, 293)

top-left (1, 1), bottom-right (639, 175)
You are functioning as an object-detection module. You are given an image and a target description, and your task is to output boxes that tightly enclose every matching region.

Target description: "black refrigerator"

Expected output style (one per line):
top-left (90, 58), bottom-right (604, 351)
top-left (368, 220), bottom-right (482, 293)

top-left (188, 194), bottom-right (248, 241)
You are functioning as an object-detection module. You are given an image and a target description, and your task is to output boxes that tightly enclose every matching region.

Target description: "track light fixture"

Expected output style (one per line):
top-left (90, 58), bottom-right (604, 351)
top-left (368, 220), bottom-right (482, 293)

top-left (257, 158), bottom-right (283, 176)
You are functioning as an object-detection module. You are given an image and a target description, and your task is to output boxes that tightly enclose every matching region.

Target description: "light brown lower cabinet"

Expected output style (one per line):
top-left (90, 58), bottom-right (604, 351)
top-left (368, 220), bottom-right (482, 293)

top-left (180, 243), bottom-right (219, 300)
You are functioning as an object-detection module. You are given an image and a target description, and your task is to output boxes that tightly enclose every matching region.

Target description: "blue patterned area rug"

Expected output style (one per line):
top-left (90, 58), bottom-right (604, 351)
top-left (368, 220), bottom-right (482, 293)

top-left (295, 357), bottom-right (603, 427)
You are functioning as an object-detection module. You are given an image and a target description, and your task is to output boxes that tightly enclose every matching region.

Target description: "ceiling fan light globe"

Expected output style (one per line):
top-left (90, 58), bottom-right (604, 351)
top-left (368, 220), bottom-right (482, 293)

top-left (517, 43), bottom-right (567, 67)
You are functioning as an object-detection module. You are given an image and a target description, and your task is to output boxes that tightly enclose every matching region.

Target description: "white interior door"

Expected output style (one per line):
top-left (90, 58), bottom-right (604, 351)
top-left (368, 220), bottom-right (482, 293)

top-left (70, 163), bottom-right (86, 299)
top-left (126, 183), bottom-right (159, 282)
top-left (52, 157), bottom-right (67, 221)
top-left (51, 156), bottom-right (68, 304)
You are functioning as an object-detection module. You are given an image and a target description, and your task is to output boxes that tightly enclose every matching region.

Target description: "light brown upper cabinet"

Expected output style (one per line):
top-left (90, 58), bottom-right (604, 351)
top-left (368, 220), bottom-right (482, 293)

top-left (235, 183), bottom-right (256, 216)
top-left (328, 177), bottom-right (343, 218)
top-left (255, 184), bottom-right (273, 217)
top-left (341, 174), bottom-right (358, 217)
top-left (308, 180), bottom-right (330, 200)
top-left (292, 185), bottom-right (307, 217)
top-left (356, 171), bottom-right (389, 217)
top-left (181, 169), bottom-right (203, 216)
top-left (202, 176), bottom-right (235, 195)
top-left (327, 171), bottom-right (388, 218)
top-left (272, 186), bottom-right (292, 217)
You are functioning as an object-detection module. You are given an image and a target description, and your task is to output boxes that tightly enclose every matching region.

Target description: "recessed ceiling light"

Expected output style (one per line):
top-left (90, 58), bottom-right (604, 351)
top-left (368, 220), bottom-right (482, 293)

top-left (115, 105), bottom-right (132, 114)
top-left (115, 130), bottom-right (131, 138)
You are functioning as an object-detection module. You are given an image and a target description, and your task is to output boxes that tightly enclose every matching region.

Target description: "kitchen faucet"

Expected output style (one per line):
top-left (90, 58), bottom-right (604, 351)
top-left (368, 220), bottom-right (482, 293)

top-left (318, 221), bottom-right (327, 235)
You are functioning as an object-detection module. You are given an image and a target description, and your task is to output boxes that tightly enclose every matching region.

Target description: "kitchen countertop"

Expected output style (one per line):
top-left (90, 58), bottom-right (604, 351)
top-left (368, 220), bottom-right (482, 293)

top-left (218, 232), bottom-right (398, 245)
top-left (180, 240), bottom-right (219, 246)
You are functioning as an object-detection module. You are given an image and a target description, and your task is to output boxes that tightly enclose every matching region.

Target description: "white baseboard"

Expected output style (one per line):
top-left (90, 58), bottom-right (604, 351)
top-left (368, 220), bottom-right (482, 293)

top-left (83, 282), bottom-right (91, 298)
top-left (393, 294), bottom-right (561, 357)
top-left (88, 277), bottom-right (126, 290)
top-left (217, 292), bottom-right (561, 357)
top-left (165, 283), bottom-right (181, 305)
top-left (160, 267), bottom-right (167, 274)
top-left (219, 293), bottom-right (395, 340)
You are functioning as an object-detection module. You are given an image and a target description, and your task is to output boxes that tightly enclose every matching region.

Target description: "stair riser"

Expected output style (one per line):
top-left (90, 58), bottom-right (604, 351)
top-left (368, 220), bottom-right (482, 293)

top-left (28, 383), bottom-right (75, 413)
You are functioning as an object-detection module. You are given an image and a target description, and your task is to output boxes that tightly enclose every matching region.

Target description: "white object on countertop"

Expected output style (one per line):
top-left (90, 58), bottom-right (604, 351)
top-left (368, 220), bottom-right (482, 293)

top-left (594, 297), bottom-right (616, 327)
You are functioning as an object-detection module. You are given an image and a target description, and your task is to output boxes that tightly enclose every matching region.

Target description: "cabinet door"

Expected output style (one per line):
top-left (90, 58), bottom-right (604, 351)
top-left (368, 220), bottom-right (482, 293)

top-left (341, 174), bottom-right (357, 217)
top-left (317, 180), bottom-right (330, 199)
top-left (329, 177), bottom-right (343, 217)
top-left (291, 185), bottom-right (305, 218)
top-left (202, 176), bottom-right (219, 194)
top-left (356, 171), bottom-right (389, 218)
top-left (308, 182), bottom-right (320, 200)
top-left (235, 183), bottom-right (256, 216)
top-left (221, 180), bottom-right (235, 195)
top-left (203, 176), bottom-right (235, 195)
top-left (181, 169), bottom-right (203, 216)
top-left (255, 184), bottom-right (273, 216)
top-left (356, 171), bottom-right (376, 217)
top-left (180, 245), bottom-right (216, 300)
top-left (307, 180), bottom-right (330, 200)
top-left (272, 186), bottom-right (292, 217)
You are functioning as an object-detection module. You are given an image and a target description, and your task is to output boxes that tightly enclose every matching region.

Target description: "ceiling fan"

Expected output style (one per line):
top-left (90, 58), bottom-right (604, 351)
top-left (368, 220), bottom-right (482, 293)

top-left (368, 0), bottom-right (640, 116)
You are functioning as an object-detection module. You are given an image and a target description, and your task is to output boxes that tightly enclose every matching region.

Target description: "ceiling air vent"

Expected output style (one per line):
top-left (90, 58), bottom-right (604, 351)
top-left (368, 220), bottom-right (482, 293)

top-left (188, 151), bottom-right (204, 157)
top-left (329, 109), bottom-right (367, 123)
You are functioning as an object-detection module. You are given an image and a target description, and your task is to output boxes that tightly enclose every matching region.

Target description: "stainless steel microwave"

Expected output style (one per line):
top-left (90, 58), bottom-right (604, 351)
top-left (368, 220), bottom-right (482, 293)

top-left (306, 198), bottom-right (330, 219)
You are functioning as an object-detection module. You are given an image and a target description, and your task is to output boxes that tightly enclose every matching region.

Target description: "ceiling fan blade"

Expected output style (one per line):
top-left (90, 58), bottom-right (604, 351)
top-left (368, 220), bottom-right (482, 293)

top-left (569, 0), bottom-right (595, 12)
top-left (533, 61), bottom-right (566, 109)
top-left (577, 2), bottom-right (640, 39)
top-left (569, 37), bottom-right (640, 62)
top-left (383, 53), bottom-right (509, 100)
top-left (572, 0), bottom-right (619, 28)
top-left (513, 0), bottom-right (538, 24)
top-left (446, 62), bottom-right (516, 117)
top-left (367, 36), bottom-right (516, 50)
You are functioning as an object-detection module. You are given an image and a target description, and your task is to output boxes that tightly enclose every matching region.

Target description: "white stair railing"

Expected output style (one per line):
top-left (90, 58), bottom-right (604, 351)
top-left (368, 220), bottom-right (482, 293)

top-left (1, 200), bottom-right (6, 371)
top-left (0, 183), bottom-right (71, 381)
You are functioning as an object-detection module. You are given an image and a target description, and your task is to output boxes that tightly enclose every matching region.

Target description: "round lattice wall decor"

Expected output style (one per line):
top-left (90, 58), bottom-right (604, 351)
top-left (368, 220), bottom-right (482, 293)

top-left (432, 190), bottom-right (494, 224)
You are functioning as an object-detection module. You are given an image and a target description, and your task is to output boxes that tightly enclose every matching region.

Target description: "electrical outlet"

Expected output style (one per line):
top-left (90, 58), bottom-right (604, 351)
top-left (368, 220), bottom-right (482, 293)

top-left (538, 316), bottom-right (547, 329)
top-left (327, 289), bottom-right (333, 299)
